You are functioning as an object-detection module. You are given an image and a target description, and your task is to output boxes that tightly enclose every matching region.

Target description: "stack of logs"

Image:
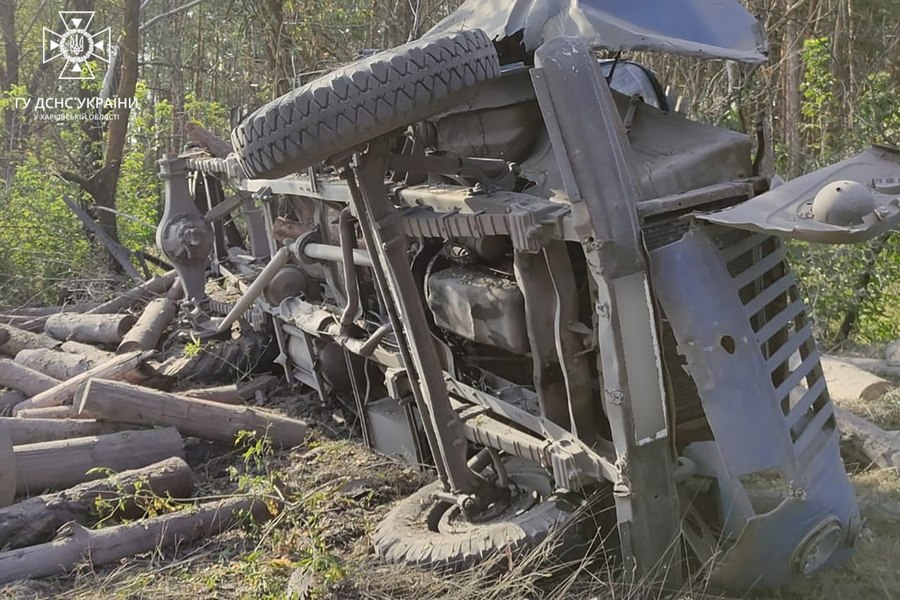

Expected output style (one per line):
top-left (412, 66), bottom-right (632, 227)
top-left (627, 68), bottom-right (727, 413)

top-left (0, 272), bottom-right (307, 584)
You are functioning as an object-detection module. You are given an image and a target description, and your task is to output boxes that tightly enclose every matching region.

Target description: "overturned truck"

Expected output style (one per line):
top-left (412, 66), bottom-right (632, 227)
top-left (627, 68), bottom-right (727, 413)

top-left (155, 0), bottom-right (900, 591)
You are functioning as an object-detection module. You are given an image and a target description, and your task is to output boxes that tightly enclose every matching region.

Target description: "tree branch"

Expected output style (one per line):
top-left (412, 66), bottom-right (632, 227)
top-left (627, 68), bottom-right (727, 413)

top-left (140, 0), bottom-right (205, 32)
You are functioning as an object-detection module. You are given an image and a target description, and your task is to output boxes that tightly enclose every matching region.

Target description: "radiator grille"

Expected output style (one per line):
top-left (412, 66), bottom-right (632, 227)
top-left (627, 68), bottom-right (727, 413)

top-left (716, 230), bottom-right (836, 463)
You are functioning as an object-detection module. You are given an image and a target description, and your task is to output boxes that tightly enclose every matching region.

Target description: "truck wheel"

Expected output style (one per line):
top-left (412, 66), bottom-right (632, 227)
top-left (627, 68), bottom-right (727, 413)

top-left (231, 30), bottom-right (500, 179)
top-left (373, 457), bottom-right (578, 572)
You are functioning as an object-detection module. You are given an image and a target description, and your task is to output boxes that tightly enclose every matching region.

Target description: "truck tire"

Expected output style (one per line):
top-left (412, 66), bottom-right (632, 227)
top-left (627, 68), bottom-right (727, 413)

top-left (232, 30), bottom-right (500, 179)
top-left (373, 457), bottom-right (578, 572)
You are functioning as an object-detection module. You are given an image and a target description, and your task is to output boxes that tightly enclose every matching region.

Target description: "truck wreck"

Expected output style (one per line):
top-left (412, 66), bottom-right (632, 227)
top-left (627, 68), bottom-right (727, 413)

top-left (154, 0), bottom-right (900, 591)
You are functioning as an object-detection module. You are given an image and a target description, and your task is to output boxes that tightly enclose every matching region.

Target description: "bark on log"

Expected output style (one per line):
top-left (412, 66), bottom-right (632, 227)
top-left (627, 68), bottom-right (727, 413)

top-left (0, 359), bottom-right (61, 397)
top-left (835, 405), bottom-right (900, 470)
top-left (60, 341), bottom-right (115, 364)
top-left (78, 379), bottom-right (307, 446)
top-left (116, 297), bottom-right (178, 353)
top-left (0, 307), bottom-right (62, 317)
top-left (0, 324), bottom-right (59, 357)
top-left (0, 428), bottom-right (13, 507)
top-left (0, 417), bottom-right (128, 446)
top-left (0, 496), bottom-right (270, 585)
top-left (825, 355), bottom-right (900, 380)
top-left (821, 356), bottom-right (895, 401)
top-left (181, 375), bottom-right (278, 405)
top-left (44, 313), bottom-right (137, 345)
top-left (0, 456), bottom-right (193, 550)
top-left (14, 348), bottom-right (95, 380)
top-left (0, 329), bottom-right (7, 347)
top-left (13, 427), bottom-right (184, 496)
top-left (86, 271), bottom-right (177, 315)
top-left (0, 314), bottom-right (49, 333)
top-left (14, 406), bottom-right (79, 419)
top-left (12, 350), bottom-right (154, 414)
top-left (0, 391), bottom-right (26, 417)
top-left (887, 341), bottom-right (900, 367)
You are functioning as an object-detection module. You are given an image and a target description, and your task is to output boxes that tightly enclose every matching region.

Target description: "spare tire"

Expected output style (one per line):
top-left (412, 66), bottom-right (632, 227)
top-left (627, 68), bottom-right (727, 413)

top-left (232, 30), bottom-right (501, 179)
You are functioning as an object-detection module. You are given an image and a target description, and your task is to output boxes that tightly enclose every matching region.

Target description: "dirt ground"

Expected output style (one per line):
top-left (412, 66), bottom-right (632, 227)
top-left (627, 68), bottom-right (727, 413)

top-left (1, 385), bottom-right (898, 600)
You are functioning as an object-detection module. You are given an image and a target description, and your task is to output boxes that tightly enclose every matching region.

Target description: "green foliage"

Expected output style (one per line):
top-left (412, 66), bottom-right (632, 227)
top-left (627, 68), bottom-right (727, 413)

top-left (0, 153), bottom-right (94, 304)
top-left (785, 36), bottom-right (900, 345)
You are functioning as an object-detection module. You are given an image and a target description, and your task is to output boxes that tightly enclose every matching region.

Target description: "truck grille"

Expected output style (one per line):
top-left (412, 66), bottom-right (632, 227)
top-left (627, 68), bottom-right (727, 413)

top-left (717, 230), bottom-right (836, 463)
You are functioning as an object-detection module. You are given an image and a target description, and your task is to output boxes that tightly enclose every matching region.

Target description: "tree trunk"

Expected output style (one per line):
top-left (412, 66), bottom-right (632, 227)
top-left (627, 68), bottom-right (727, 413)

top-left (821, 356), bottom-right (895, 402)
top-left (117, 297), bottom-right (178, 353)
top-left (44, 313), bottom-right (137, 345)
top-left (60, 341), bottom-right (116, 364)
top-left (0, 496), bottom-right (270, 585)
top-left (13, 427), bottom-right (183, 496)
top-left (181, 375), bottom-right (278, 405)
top-left (0, 456), bottom-right (193, 549)
top-left (15, 348), bottom-right (96, 380)
top-left (0, 325), bottom-right (60, 357)
top-left (78, 379), bottom-right (307, 446)
top-left (0, 417), bottom-right (128, 446)
top-left (0, 359), bottom-right (61, 397)
top-left (0, 426), bottom-right (13, 507)
top-left (12, 350), bottom-right (154, 414)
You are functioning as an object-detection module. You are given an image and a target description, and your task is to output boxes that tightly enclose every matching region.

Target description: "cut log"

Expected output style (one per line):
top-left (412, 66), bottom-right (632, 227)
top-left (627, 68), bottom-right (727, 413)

top-left (44, 313), bottom-right (137, 345)
top-left (883, 341), bottom-right (900, 367)
top-left (0, 359), bottom-right (61, 397)
top-left (0, 324), bottom-right (60, 357)
top-left (13, 427), bottom-right (183, 496)
top-left (826, 355), bottom-right (900, 380)
top-left (0, 427), bottom-right (13, 507)
top-left (0, 417), bottom-right (129, 445)
top-left (0, 329), bottom-right (7, 347)
top-left (821, 356), bottom-right (895, 401)
top-left (0, 314), bottom-right (49, 333)
top-left (117, 297), bottom-right (178, 353)
top-left (15, 406), bottom-right (79, 419)
top-left (181, 375), bottom-right (279, 405)
top-left (78, 379), bottom-right (307, 446)
top-left (0, 495), bottom-right (269, 584)
top-left (0, 456), bottom-right (193, 550)
top-left (60, 340), bottom-right (116, 364)
top-left (0, 391), bottom-right (26, 416)
top-left (86, 270), bottom-right (177, 315)
top-left (0, 306), bottom-right (63, 317)
top-left (12, 350), bottom-right (154, 414)
top-left (835, 406), bottom-right (900, 470)
top-left (15, 348), bottom-right (95, 380)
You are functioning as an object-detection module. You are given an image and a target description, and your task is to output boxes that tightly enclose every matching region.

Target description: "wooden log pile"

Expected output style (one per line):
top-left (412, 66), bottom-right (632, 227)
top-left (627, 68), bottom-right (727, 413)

top-left (0, 273), bottom-right (301, 584)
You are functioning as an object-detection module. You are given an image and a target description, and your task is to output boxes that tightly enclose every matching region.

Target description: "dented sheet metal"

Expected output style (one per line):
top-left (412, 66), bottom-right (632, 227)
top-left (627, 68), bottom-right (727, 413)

top-left (427, 0), bottom-right (768, 62)
top-left (700, 146), bottom-right (900, 243)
